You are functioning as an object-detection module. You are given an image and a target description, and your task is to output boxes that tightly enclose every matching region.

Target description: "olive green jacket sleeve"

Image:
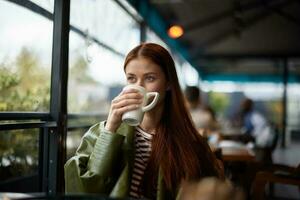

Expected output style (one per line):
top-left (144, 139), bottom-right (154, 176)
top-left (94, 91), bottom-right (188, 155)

top-left (64, 122), bottom-right (133, 196)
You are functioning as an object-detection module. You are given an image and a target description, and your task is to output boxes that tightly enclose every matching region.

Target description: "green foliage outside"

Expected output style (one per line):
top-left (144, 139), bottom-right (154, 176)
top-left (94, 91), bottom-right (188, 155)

top-left (0, 129), bottom-right (39, 181)
top-left (0, 48), bottom-right (50, 111)
top-left (68, 55), bottom-right (100, 113)
top-left (207, 92), bottom-right (230, 117)
top-left (70, 55), bottom-right (96, 84)
top-left (0, 47), bottom-right (50, 181)
top-left (266, 100), bottom-right (283, 128)
top-left (0, 47), bottom-right (102, 182)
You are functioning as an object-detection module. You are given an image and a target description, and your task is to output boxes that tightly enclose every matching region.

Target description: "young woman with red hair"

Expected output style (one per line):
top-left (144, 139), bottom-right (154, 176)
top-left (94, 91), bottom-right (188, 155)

top-left (65, 43), bottom-right (223, 199)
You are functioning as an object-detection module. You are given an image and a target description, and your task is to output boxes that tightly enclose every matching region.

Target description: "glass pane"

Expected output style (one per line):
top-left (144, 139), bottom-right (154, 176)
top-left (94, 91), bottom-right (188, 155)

top-left (0, 1), bottom-right (53, 112)
top-left (70, 0), bottom-right (140, 55)
top-left (69, 0), bottom-right (140, 114)
top-left (0, 129), bottom-right (39, 192)
top-left (146, 27), bottom-right (170, 51)
top-left (182, 60), bottom-right (199, 87)
top-left (29, 0), bottom-right (54, 13)
top-left (287, 60), bottom-right (300, 143)
top-left (67, 128), bottom-right (88, 160)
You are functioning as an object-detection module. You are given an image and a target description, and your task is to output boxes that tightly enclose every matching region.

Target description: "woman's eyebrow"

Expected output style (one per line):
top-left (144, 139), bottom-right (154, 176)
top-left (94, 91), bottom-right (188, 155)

top-left (126, 73), bottom-right (136, 76)
top-left (144, 72), bottom-right (157, 76)
top-left (126, 72), bottom-right (157, 76)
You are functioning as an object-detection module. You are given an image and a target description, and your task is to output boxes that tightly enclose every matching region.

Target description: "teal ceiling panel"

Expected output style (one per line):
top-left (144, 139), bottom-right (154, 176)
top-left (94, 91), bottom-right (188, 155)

top-left (202, 74), bottom-right (300, 83)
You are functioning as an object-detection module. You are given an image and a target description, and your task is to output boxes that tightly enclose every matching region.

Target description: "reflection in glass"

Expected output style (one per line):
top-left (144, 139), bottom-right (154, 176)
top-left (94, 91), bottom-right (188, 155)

top-left (0, 129), bottom-right (39, 182)
top-left (68, 0), bottom-right (140, 114)
top-left (0, 1), bottom-right (53, 112)
top-left (70, 0), bottom-right (140, 55)
top-left (67, 128), bottom-right (89, 160)
top-left (69, 32), bottom-right (125, 114)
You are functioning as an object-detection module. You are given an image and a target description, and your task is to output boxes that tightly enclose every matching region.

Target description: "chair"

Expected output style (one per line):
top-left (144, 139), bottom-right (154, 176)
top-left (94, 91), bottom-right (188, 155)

top-left (254, 124), bottom-right (279, 165)
top-left (252, 163), bottom-right (300, 200)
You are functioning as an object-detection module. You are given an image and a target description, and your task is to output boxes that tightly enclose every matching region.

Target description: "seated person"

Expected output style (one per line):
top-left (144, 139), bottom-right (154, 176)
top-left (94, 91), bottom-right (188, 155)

top-left (184, 86), bottom-right (220, 144)
top-left (64, 43), bottom-right (223, 199)
top-left (238, 98), bottom-right (275, 148)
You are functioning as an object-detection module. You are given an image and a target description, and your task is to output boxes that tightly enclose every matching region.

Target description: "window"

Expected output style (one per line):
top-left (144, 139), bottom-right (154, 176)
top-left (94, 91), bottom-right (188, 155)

top-left (68, 0), bottom-right (140, 114)
top-left (67, 128), bottom-right (89, 160)
top-left (287, 60), bottom-right (300, 137)
top-left (146, 27), bottom-right (170, 51)
top-left (0, 129), bottom-right (40, 192)
top-left (181, 59), bottom-right (199, 87)
top-left (0, 0), bottom-right (54, 193)
top-left (29, 0), bottom-right (54, 13)
top-left (67, 2), bottom-right (142, 191)
top-left (0, 1), bottom-right (53, 112)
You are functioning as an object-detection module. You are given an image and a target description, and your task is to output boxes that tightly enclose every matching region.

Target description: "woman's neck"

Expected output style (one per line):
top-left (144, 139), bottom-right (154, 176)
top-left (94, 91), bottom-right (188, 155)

top-left (140, 103), bottom-right (164, 134)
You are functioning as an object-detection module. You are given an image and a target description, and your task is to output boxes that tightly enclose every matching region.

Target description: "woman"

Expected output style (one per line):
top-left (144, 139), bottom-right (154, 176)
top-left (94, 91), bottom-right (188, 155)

top-left (65, 43), bottom-right (223, 199)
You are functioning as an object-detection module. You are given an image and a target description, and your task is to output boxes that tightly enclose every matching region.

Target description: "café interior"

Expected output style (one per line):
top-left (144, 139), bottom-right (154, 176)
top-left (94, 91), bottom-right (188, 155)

top-left (0, 0), bottom-right (300, 199)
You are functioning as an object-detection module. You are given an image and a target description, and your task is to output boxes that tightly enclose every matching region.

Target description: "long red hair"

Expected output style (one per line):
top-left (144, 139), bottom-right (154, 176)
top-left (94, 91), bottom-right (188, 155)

top-left (124, 43), bottom-right (221, 194)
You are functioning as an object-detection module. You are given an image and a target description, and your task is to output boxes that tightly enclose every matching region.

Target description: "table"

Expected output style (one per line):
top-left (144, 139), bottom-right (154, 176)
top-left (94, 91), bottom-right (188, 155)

top-left (221, 146), bottom-right (255, 162)
top-left (211, 140), bottom-right (256, 162)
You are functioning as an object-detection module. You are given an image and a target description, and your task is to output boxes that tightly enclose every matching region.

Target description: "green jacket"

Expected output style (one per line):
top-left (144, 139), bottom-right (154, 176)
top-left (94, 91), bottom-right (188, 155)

top-left (64, 122), bottom-right (174, 199)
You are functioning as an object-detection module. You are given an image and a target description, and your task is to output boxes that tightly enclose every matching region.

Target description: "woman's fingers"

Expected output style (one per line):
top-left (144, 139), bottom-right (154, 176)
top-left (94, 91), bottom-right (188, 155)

top-left (111, 104), bottom-right (140, 116)
top-left (112, 92), bottom-right (142, 104)
top-left (105, 88), bottom-right (143, 132)
top-left (112, 98), bottom-right (142, 109)
top-left (109, 90), bottom-right (142, 118)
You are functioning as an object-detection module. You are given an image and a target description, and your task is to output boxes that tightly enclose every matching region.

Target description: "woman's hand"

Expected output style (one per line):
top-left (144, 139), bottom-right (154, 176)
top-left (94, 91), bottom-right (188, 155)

top-left (105, 88), bottom-right (143, 133)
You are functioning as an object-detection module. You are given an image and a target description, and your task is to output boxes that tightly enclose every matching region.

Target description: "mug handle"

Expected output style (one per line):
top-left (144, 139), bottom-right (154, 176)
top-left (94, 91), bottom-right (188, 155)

top-left (142, 92), bottom-right (159, 112)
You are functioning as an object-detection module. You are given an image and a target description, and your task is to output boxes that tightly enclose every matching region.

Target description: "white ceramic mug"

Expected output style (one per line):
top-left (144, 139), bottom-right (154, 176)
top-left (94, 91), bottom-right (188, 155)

top-left (122, 85), bottom-right (159, 126)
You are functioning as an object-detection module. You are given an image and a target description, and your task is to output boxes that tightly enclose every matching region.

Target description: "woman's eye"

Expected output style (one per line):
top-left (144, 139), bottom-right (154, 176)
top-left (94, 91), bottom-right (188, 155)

top-left (146, 76), bottom-right (155, 82)
top-left (127, 76), bottom-right (136, 83)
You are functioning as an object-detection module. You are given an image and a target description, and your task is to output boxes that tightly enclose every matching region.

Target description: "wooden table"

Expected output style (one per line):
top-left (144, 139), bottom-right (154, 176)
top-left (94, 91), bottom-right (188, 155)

top-left (211, 140), bottom-right (258, 197)
top-left (211, 140), bottom-right (256, 162)
top-left (221, 146), bottom-right (255, 162)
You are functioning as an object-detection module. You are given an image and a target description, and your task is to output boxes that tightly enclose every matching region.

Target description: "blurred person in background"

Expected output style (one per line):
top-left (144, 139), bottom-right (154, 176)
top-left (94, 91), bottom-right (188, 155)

top-left (184, 86), bottom-right (220, 145)
top-left (64, 43), bottom-right (223, 199)
top-left (238, 98), bottom-right (275, 148)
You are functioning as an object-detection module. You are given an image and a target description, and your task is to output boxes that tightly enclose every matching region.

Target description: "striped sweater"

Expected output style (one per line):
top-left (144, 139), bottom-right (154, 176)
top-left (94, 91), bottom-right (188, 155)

top-left (129, 126), bottom-right (154, 198)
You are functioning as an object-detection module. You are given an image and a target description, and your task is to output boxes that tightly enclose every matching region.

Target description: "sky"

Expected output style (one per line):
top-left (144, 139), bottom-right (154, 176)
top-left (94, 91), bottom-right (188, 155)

top-left (0, 1), bottom-right (53, 67)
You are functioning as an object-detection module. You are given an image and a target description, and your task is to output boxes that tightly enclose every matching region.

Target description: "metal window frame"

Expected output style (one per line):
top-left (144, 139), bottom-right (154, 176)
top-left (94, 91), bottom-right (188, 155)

top-left (0, 0), bottom-right (69, 194)
top-left (47, 0), bottom-right (70, 194)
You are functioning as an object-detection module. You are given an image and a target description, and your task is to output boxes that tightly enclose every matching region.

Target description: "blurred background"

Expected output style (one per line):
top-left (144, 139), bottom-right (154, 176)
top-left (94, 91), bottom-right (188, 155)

top-left (0, 0), bottom-right (299, 199)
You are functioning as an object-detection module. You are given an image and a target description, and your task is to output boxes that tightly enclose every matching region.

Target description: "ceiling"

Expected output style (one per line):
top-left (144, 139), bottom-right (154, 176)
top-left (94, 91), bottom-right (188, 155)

top-left (128, 0), bottom-right (300, 82)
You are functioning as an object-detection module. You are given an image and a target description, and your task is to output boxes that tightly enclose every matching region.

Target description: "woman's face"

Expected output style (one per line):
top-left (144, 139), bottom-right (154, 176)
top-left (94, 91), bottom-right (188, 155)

top-left (125, 57), bottom-right (169, 104)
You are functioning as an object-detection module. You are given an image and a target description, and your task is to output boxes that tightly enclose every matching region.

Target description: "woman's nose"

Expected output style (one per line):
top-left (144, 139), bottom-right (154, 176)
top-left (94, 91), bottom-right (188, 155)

top-left (135, 80), bottom-right (145, 88)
